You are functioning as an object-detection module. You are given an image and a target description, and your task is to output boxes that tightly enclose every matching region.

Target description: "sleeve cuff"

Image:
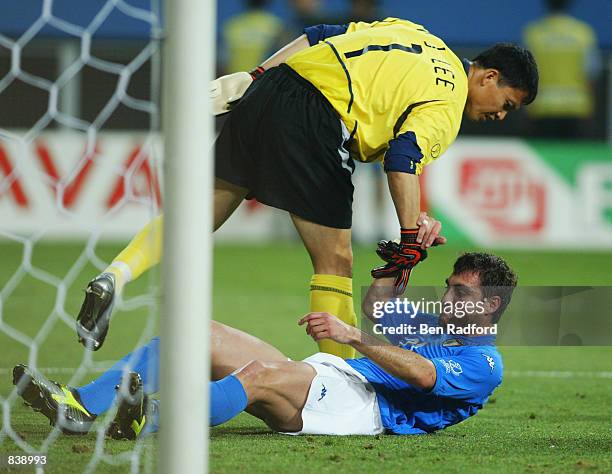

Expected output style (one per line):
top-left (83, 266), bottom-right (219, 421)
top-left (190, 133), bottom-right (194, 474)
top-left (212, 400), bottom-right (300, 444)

top-left (304, 24), bottom-right (349, 46)
top-left (383, 132), bottom-right (423, 174)
top-left (430, 358), bottom-right (446, 395)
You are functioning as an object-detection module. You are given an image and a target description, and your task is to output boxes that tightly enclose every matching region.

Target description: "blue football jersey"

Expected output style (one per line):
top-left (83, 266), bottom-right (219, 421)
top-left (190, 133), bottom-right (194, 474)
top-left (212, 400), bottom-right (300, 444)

top-left (346, 312), bottom-right (502, 435)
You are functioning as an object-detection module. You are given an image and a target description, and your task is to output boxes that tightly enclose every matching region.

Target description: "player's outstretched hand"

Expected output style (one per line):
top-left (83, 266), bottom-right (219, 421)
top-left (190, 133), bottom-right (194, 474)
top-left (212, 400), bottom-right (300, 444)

top-left (416, 211), bottom-right (447, 249)
top-left (298, 312), bottom-right (358, 345)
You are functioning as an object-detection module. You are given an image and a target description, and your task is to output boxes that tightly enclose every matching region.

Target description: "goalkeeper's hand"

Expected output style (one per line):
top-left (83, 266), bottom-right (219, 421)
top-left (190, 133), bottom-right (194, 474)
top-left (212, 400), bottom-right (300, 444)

top-left (371, 230), bottom-right (428, 295)
top-left (371, 214), bottom-right (446, 295)
top-left (210, 67), bottom-right (265, 115)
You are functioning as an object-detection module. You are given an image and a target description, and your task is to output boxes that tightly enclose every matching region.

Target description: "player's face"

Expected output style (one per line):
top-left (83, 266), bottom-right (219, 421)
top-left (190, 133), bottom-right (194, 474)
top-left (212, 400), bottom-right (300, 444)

top-left (465, 69), bottom-right (527, 122)
top-left (439, 272), bottom-right (487, 326)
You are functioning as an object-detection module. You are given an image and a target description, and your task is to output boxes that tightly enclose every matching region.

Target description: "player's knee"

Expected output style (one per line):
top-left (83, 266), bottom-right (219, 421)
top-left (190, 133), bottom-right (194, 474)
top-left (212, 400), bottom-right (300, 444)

top-left (236, 360), bottom-right (276, 401)
top-left (238, 359), bottom-right (267, 379)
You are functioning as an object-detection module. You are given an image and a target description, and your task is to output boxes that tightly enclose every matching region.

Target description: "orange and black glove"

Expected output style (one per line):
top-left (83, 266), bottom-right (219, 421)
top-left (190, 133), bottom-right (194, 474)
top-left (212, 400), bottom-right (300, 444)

top-left (249, 66), bottom-right (266, 80)
top-left (371, 228), bottom-right (428, 295)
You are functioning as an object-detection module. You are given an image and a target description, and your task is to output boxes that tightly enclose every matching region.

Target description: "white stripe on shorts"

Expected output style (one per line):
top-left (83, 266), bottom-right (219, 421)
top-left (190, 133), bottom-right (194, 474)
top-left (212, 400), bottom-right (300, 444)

top-left (338, 120), bottom-right (354, 174)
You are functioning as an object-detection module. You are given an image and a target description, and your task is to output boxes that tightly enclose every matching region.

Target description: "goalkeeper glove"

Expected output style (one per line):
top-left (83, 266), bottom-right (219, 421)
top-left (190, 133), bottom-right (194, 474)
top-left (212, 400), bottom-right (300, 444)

top-left (371, 229), bottom-right (428, 295)
top-left (210, 66), bottom-right (265, 116)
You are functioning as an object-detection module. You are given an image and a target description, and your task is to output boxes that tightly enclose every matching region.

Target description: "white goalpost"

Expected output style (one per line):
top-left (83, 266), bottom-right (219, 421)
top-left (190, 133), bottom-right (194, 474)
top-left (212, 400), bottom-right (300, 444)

top-left (0, 0), bottom-right (213, 471)
top-left (160, 0), bottom-right (214, 472)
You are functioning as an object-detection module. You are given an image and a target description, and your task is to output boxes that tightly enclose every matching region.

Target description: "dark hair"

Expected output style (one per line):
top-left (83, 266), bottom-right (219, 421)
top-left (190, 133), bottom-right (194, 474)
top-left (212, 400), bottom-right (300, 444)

top-left (472, 43), bottom-right (539, 105)
top-left (547, 0), bottom-right (571, 12)
top-left (452, 252), bottom-right (518, 323)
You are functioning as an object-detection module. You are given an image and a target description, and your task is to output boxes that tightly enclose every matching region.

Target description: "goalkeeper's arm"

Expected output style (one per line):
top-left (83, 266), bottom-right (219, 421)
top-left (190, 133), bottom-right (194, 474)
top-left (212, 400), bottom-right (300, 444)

top-left (371, 145), bottom-right (446, 293)
top-left (387, 171), bottom-right (421, 232)
top-left (386, 172), bottom-right (445, 248)
top-left (210, 35), bottom-right (309, 115)
top-left (259, 34), bottom-right (309, 70)
top-left (256, 22), bottom-right (359, 70)
top-left (211, 22), bottom-right (371, 114)
top-left (383, 134), bottom-right (424, 233)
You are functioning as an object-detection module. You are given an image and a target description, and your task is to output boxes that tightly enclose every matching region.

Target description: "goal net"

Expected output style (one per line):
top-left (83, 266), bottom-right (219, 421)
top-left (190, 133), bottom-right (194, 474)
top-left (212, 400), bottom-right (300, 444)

top-left (0, 1), bottom-right (168, 471)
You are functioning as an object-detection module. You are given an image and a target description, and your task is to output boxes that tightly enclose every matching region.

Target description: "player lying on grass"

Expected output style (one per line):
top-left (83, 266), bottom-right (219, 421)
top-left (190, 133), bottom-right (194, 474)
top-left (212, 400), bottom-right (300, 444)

top-left (13, 252), bottom-right (516, 438)
top-left (75, 17), bottom-right (538, 359)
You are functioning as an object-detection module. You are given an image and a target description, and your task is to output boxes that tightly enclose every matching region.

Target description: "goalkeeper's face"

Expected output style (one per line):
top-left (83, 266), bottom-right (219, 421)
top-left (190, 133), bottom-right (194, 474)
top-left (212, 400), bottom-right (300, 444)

top-left (439, 272), bottom-right (500, 327)
top-left (465, 68), bottom-right (527, 122)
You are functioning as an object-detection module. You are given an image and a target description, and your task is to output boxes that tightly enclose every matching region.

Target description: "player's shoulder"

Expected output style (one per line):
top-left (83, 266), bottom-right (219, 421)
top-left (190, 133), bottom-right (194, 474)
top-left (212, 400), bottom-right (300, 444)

top-left (372, 18), bottom-right (447, 41)
top-left (469, 345), bottom-right (503, 385)
top-left (446, 344), bottom-right (503, 379)
top-left (374, 17), bottom-right (426, 29)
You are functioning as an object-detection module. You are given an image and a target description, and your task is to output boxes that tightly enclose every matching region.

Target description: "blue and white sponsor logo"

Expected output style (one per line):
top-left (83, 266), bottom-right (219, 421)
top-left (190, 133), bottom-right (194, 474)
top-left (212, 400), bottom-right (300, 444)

top-left (439, 359), bottom-right (463, 375)
top-left (398, 338), bottom-right (428, 351)
top-left (482, 353), bottom-right (495, 373)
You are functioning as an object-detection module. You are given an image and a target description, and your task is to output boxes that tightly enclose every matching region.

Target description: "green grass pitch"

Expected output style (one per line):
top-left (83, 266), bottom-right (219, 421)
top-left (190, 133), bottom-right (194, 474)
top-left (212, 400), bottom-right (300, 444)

top-left (0, 242), bottom-right (611, 473)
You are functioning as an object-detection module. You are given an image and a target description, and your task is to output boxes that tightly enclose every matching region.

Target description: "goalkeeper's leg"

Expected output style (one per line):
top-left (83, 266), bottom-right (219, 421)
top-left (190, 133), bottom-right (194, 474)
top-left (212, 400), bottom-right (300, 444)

top-left (77, 178), bottom-right (248, 349)
top-left (102, 178), bottom-right (247, 291)
top-left (291, 214), bottom-right (357, 359)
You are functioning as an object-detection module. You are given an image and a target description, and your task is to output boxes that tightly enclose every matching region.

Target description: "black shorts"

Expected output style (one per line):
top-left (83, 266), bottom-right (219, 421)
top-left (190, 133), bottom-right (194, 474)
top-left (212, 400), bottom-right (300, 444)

top-left (215, 64), bottom-right (355, 229)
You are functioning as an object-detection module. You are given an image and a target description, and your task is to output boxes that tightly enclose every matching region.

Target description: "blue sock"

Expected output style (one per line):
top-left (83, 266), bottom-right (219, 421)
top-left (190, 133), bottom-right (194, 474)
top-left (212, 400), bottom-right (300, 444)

top-left (76, 337), bottom-right (247, 426)
top-left (210, 375), bottom-right (248, 426)
top-left (133, 375), bottom-right (248, 433)
top-left (76, 337), bottom-right (160, 415)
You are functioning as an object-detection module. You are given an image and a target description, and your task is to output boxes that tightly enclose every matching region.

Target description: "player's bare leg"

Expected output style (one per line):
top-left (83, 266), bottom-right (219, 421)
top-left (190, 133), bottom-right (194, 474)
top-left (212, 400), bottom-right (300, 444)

top-left (234, 360), bottom-right (316, 432)
top-left (213, 178), bottom-right (248, 230)
top-left (290, 214), bottom-right (357, 358)
top-left (106, 355), bottom-right (316, 435)
top-left (211, 320), bottom-right (288, 380)
top-left (291, 214), bottom-right (353, 277)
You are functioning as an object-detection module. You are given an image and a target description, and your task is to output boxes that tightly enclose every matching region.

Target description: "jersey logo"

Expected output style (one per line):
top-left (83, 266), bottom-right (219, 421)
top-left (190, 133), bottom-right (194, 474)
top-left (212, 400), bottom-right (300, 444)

top-left (399, 338), bottom-right (428, 351)
top-left (318, 384), bottom-right (327, 401)
top-left (482, 353), bottom-right (496, 373)
top-left (440, 359), bottom-right (463, 375)
top-left (431, 143), bottom-right (441, 158)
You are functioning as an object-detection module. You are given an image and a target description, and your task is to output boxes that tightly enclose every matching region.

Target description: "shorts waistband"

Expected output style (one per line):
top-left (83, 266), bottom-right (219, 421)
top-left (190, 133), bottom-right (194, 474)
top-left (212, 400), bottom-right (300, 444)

top-left (277, 64), bottom-right (334, 108)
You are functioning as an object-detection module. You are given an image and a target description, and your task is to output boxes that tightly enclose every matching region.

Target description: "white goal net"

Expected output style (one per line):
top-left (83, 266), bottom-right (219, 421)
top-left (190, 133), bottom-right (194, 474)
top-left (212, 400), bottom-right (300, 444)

top-left (0, 0), bottom-right (165, 471)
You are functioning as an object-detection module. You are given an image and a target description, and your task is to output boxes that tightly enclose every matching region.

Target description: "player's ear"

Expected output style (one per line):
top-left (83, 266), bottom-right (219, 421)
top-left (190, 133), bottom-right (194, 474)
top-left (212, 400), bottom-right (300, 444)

top-left (482, 69), bottom-right (500, 85)
top-left (483, 295), bottom-right (501, 316)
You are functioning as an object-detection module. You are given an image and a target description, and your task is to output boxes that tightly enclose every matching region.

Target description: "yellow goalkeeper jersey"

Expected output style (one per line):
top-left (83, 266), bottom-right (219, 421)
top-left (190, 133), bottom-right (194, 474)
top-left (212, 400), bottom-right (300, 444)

top-left (286, 18), bottom-right (468, 174)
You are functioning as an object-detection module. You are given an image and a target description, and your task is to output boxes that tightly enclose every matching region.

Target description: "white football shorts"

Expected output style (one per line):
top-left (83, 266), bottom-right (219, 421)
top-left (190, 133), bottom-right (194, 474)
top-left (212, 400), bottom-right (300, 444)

top-left (284, 352), bottom-right (384, 436)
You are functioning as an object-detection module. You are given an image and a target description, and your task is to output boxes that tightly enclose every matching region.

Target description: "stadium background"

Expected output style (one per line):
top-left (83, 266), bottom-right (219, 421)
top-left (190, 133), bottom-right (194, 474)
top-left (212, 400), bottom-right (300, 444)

top-left (0, 0), bottom-right (611, 472)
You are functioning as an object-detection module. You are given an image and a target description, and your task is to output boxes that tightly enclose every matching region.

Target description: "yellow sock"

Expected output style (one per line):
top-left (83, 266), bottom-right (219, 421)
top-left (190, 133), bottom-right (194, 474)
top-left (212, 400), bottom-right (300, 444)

top-left (310, 274), bottom-right (357, 359)
top-left (104, 214), bottom-right (163, 292)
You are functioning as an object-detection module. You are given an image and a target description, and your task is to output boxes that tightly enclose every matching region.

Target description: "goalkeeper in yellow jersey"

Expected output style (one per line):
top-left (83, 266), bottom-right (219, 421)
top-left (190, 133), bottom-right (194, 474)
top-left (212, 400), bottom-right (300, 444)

top-left (76, 18), bottom-right (538, 357)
